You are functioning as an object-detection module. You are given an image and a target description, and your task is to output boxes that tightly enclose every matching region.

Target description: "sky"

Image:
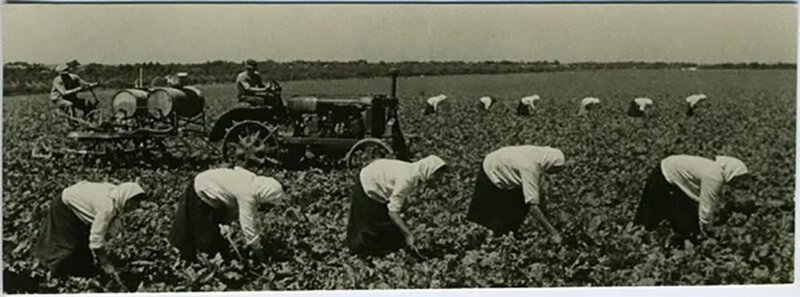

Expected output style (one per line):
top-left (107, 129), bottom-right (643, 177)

top-left (1, 4), bottom-right (797, 65)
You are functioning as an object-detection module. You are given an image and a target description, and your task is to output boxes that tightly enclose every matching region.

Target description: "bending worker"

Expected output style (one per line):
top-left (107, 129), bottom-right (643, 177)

top-left (467, 145), bottom-right (566, 243)
top-left (633, 155), bottom-right (749, 245)
top-left (346, 156), bottom-right (447, 255)
top-left (169, 166), bottom-right (288, 261)
top-left (33, 180), bottom-right (146, 277)
top-left (627, 97), bottom-right (654, 118)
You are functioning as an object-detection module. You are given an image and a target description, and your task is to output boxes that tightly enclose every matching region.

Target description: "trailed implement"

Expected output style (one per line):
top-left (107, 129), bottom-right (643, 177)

top-left (33, 83), bottom-right (212, 163)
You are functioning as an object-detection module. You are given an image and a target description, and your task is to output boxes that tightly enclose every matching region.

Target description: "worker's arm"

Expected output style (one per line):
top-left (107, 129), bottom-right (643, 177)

top-left (388, 211), bottom-right (415, 248)
top-left (522, 169), bottom-right (561, 243)
top-left (387, 176), bottom-right (416, 248)
top-left (698, 178), bottom-right (723, 236)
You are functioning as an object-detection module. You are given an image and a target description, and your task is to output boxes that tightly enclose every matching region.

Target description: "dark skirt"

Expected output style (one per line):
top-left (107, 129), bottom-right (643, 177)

top-left (516, 102), bottom-right (531, 116)
top-left (633, 165), bottom-right (701, 239)
top-left (345, 177), bottom-right (405, 255)
top-left (424, 104), bottom-right (435, 115)
top-left (33, 195), bottom-right (97, 277)
top-left (467, 166), bottom-right (533, 236)
top-left (627, 102), bottom-right (644, 117)
top-left (686, 104), bottom-right (696, 117)
top-left (168, 181), bottom-right (230, 260)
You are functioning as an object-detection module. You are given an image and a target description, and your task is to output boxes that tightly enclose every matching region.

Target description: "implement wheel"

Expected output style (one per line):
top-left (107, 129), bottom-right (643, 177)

top-left (222, 120), bottom-right (282, 167)
top-left (344, 138), bottom-right (393, 169)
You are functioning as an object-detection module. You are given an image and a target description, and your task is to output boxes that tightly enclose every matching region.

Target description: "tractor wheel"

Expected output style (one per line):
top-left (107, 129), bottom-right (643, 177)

top-left (344, 138), bottom-right (394, 169)
top-left (222, 120), bottom-right (282, 167)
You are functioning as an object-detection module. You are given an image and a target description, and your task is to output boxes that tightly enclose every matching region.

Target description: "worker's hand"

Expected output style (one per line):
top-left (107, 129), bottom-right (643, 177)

top-left (550, 233), bottom-right (563, 245)
top-left (250, 243), bottom-right (267, 262)
top-left (700, 222), bottom-right (713, 238)
top-left (405, 233), bottom-right (416, 249)
top-left (219, 224), bottom-right (232, 237)
top-left (100, 260), bottom-right (116, 274)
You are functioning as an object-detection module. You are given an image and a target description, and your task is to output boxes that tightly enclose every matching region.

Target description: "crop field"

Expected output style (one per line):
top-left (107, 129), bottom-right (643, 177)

top-left (2, 69), bottom-right (796, 292)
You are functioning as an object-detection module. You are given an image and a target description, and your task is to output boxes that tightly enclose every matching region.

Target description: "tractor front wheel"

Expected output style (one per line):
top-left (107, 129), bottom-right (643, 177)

top-left (344, 138), bottom-right (394, 169)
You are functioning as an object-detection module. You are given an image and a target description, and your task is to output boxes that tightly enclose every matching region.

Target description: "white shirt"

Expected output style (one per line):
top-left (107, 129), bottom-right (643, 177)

top-left (633, 98), bottom-right (653, 111)
top-left (479, 96), bottom-right (493, 110)
top-left (426, 95), bottom-right (447, 111)
top-left (520, 95), bottom-right (541, 107)
top-left (660, 155), bottom-right (725, 224)
top-left (581, 97), bottom-right (601, 107)
top-left (360, 159), bottom-right (422, 213)
top-left (482, 146), bottom-right (564, 205)
top-left (61, 181), bottom-right (143, 250)
top-left (686, 94), bottom-right (707, 107)
top-left (194, 167), bottom-right (269, 245)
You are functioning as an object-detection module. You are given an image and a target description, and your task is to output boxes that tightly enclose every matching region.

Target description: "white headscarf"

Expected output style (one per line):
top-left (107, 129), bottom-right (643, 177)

top-left (411, 155), bottom-right (447, 181)
top-left (715, 156), bottom-right (749, 182)
top-left (538, 147), bottom-right (566, 171)
top-left (109, 182), bottom-right (145, 213)
top-left (253, 176), bottom-right (287, 205)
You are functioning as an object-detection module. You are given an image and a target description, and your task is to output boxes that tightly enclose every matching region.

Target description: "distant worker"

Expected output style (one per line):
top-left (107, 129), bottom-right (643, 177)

top-left (235, 59), bottom-right (282, 109)
top-left (346, 156), bottom-right (447, 255)
top-left (579, 97), bottom-right (601, 115)
top-left (425, 94), bottom-right (447, 114)
top-left (169, 166), bottom-right (288, 261)
top-left (685, 94), bottom-right (708, 117)
top-left (517, 94), bottom-right (541, 116)
top-left (633, 155), bottom-right (749, 245)
top-left (467, 145), bottom-right (566, 242)
top-left (167, 72), bottom-right (203, 98)
top-left (627, 97), bottom-right (654, 118)
top-left (49, 62), bottom-right (99, 116)
top-left (33, 180), bottom-right (146, 277)
top-left (424, 94), bottom-right (447, 115)
top-left (477, 96), bottom-right (494, 112)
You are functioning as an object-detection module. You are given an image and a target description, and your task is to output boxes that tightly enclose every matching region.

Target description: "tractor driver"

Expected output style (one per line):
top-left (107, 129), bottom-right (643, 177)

top-left (50, 62), bottom-right (99, 116)
top-left (236, 59), bottom-right (282, 109)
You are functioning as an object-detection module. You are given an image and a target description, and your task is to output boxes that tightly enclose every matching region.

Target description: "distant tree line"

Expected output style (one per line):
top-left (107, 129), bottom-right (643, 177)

top-left (3, 60), bottom-right (795, 96)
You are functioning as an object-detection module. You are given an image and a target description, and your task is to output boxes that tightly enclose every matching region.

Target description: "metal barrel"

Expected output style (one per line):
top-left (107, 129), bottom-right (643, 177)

top-left (147, 87), bottom-right (205, 118)
top-left (112, 89), bottom-right (150, 118)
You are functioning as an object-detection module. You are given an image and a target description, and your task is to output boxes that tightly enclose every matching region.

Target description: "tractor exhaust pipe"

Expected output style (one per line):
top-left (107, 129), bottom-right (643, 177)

top-left (389, 68), bottom-right (399, 99)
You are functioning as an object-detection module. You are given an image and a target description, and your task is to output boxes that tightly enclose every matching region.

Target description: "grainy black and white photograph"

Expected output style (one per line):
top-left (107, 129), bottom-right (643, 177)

top-left (1, 2), bottom-right (797, 294)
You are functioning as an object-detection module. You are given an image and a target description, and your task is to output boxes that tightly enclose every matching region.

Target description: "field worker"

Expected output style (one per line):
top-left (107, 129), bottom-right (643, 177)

top-left (346, 156), bottom-right (448, 255)
top-left (49, 63), bottom-right (99, 116)
top-left (33, 181), bottom-right (146, 277)
top-left (167, 72), bottom-right (204, 99)
top-left (477, 96), bottom-right (494, 111)
top-left (685, 94), bottom-right (708, 116)
top-left (517, 94), bottom-right (541, 116)
top-left (627, 97), bottom-right (654, 118)
top-left (424, 94), bottom-right (447, 115)
top-left (467, 146), bottom-right (565, 242)
top-left (578, 97), bottom-right (601, 115)
top-left (169, 166), bottom-right (287, 261)
top-left (633, 155), bottom-right (749, 244)
top-left (166, 72), bottom-right (189, 88)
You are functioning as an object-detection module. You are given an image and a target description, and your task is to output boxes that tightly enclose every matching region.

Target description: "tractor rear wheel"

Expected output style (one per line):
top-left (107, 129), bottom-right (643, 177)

top-left (222, 120), bottom-right (282, 167)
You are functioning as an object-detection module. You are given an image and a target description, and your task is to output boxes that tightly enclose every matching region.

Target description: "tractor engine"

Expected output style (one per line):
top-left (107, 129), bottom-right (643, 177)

top-left (285, 96), bottom-right (375, 138)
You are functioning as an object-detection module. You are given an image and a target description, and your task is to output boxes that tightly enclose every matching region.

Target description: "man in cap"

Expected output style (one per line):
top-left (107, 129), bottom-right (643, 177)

top-left (49, 62), bottom-right (99, 116)
top-left (235, 59), bottom-right (282, 108)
